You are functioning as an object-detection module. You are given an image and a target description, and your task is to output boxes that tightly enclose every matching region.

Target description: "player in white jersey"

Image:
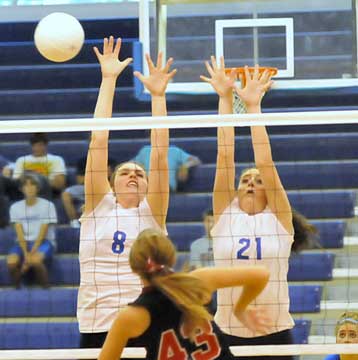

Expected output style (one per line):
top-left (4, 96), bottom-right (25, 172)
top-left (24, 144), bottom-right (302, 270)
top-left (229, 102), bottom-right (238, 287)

top-left (201, 59), bottom-right (305, 360)
top-left (78, 36), bottom-right (177, 348)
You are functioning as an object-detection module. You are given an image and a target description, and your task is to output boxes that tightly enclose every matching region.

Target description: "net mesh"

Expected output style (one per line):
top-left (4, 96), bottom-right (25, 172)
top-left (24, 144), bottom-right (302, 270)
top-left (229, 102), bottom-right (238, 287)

top-left (0, 116), bottom-right (357, 360)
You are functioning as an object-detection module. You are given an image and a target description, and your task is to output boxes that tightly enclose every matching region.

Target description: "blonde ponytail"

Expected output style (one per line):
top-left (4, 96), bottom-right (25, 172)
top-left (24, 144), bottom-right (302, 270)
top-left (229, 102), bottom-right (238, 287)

top-left (130, 229), bottom-right (213, 335)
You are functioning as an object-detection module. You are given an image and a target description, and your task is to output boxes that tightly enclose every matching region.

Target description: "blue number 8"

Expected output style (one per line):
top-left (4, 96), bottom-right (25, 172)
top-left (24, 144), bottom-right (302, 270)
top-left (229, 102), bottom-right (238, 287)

top-left (112, 231), bottom-right (127, 254)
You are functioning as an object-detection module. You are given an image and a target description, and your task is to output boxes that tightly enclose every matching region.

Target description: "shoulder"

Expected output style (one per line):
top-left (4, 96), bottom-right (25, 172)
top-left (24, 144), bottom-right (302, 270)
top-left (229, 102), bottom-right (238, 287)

top-left (116, 305), bottom-right (151, 338)
top-left (10, 200), bottom-right (24, 210)
top-left (190, 237), bottom-right (206, 249)
top-left (47, 153), bottom-right (65, 162)
top-left (38, 198), bottom-right (55, 206)
top-left (15, 155), bottom-right (26, 163)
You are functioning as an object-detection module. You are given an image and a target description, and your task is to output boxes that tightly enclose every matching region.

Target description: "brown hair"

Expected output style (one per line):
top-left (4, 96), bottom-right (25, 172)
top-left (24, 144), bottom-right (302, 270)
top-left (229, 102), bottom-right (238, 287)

top-left (110, 161), bottom-right (147, 185)
top-left (291, 209), bottom-right (319, 252)
top-left (20, 173), bottom-right (40, 190)
top-left (129, 229), bottom-right (212, 336)
top-left (335, 312), bottom-right (358, 336)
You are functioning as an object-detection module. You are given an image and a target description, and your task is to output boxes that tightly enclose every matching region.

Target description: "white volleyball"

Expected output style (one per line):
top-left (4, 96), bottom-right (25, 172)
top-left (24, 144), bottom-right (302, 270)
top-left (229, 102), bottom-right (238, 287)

top-left (34, 12), bottom-right (85, 62)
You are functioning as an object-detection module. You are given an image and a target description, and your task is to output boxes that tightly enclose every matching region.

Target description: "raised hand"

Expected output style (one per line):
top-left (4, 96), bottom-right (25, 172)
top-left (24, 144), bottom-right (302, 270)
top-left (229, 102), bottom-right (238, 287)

top-left (200, 56), bottom-right (236, 98)
top-left (93, 36), bottom-right (133, 79)
top-left (234, 65), bottom-right (273, 110)
top-left (134, 52), bottom-right (177, 97)
top-left (235, 305), bottom-right (272, 336)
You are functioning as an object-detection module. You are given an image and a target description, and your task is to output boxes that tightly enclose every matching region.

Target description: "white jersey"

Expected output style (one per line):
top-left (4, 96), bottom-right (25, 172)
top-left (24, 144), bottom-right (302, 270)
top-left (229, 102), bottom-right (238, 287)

top-left (77, 192), bottom-right (164, 333)
top-left (211, 198), bottom-right (294, 338)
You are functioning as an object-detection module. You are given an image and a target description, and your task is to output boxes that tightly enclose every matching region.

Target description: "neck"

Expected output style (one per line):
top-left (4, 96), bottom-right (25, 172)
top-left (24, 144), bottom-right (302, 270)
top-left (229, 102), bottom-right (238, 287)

top-left (239, 198), bottom-right (266, 215)
top-left (116, 194), bottom-right (140, 209)
top-left (26, 197), bottom-right (37, 206)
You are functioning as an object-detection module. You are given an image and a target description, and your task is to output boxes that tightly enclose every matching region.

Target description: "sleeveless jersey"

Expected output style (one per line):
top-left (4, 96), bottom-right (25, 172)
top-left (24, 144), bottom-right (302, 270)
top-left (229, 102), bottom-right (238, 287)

top-left (131, 288), bottom-right (235, 360)
top-left (211, 198), bottom-right (294, 338)
top-left (77, 192), bottom-right (164, 333)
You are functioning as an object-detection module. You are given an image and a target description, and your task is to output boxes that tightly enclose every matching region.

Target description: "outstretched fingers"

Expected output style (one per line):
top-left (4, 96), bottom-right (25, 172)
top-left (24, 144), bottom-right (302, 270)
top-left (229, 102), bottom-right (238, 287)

top-left (93, 46), bottom-right (101, 61)
top-left (204, 61), bottom-right (215, 77)
top-left (163, 57), bottom-right (174, 73)
top-left (156, 51), bottom-right (163, 70)
top-left (145, 53), bottom-right (155, 72)
top-left (200, 75), bottom-right (211, 83)
top-left (113, 37), bottom-right (122, 58)
top-left (133, 71), bottom-right (145, 82)
top-left (167, 68), bottom-right (178, 80)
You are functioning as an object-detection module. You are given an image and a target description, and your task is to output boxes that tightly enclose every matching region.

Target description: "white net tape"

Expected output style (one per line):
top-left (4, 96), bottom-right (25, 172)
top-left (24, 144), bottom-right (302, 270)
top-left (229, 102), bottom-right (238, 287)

top-left (1, 344), bottom-right (358, 359)
top-left (0, 110), bottom-right (357, 133)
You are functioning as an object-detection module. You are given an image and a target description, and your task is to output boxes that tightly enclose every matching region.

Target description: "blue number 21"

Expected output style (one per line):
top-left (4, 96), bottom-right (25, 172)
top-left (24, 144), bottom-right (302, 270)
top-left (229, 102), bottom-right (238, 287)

top-left (112, 231), bottom-right (127, 254)
top-left (236, 237), bottom-right (262, 260)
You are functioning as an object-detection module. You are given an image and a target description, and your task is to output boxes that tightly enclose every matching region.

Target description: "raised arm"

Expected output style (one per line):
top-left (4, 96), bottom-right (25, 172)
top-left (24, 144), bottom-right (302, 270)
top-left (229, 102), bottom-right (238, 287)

top-left (84, 37), bottom-right (132, 215)
top-left (235, 66), bottom-right (293, 234)
top-left (200, 56), bottom-right (237, 223)
top-left (134, 53), bottom-right (177, 228)
top-left (191, 265), bottom-right (269, 314)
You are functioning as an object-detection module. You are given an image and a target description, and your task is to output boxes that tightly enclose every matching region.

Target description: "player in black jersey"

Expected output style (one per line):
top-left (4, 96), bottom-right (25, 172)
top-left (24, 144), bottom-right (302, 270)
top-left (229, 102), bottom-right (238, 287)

top-left (99, 228), bottom-right (270, 360)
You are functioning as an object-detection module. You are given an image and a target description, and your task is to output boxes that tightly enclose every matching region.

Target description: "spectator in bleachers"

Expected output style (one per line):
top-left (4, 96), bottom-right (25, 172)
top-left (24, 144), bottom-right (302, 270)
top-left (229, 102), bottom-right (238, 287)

top-left (6, 174), bottom-right (57, 288)
top-left (77, 37), bottom-right (174, 349)
top-left (133, 143), bottom-right (201, 192)
top-left (202, 60), bottom-right (316, 359)
top-left (324, 311), bottom-right (358, 360)
top-left (12, 133), bottom-right (66, 197)
top-left (189, 208), bottom-right (214, 269)
top-left (62, 157), bottom-right (117, 227)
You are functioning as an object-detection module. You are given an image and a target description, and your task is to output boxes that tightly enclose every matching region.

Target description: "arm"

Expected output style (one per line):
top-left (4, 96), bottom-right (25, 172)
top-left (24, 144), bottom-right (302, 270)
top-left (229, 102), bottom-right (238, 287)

top-left (14, 223), bottom-right (28, 257)
top-left (31, 224), bottom-right (49, 253)
top-left (99, 306), bottom-right (150, 360)
top-left (134, 53), bottom-right (177, 228)
top-left (236, 66), bottom-right (293, 234)
top-left (12, 158), bottom-right (23, 180)
top-left (177, 154), bottom-right (201, 183)
top-left (50, 174), bottom-right (66, 191)
top-left (84, 37), bottom-right (132, 215)
top-left (201, 56), bottom-right (237, 223)
top-left (62, 191), bottom-right (78, 221)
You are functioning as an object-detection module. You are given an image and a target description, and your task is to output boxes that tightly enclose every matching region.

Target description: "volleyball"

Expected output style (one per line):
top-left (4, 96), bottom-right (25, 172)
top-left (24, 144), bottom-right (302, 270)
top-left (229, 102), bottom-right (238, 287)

top-left (34, 12), bottom-right (85, 62)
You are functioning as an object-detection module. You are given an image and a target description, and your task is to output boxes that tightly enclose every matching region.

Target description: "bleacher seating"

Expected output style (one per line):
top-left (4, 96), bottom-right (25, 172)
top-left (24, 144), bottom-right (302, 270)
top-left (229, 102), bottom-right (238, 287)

top-left (0, 322), bottom-right (79, 349)
top-left (2, 134), bottom-right (358, 167)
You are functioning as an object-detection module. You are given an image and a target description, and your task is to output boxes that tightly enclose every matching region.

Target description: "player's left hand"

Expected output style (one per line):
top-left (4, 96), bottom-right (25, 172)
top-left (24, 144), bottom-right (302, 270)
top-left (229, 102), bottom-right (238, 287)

top-left (134, 52), bottom-right (177, 97)
top-left (235, 305), bottom-right (272, 335)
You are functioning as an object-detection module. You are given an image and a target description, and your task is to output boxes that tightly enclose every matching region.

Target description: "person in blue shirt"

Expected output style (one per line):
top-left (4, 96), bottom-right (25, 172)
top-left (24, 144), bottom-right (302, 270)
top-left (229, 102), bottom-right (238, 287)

top-left (324, 311), bottom-right (358, 360)
top-left (133, 145), bottom-right (201, 191)
top-left (190, 208), bottom-right (215, 269)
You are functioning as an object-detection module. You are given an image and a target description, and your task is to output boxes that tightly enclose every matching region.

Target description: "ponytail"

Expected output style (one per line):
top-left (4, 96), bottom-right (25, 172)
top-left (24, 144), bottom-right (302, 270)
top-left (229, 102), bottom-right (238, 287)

top-left (291, 209), bottom-right (320, 252)
top-left (130, 229), bottom-right (213, 337)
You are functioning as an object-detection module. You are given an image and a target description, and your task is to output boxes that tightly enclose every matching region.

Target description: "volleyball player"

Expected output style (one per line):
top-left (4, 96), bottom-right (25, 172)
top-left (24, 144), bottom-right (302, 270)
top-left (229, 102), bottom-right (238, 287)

top-left (77, 36), bottom-right (176, 348)
top-left (201, 58), bottom-right (316, 360)
top-left (325, 312), bottom-right (358, 360)
top-left (98, 228), bottom-right (270, 360)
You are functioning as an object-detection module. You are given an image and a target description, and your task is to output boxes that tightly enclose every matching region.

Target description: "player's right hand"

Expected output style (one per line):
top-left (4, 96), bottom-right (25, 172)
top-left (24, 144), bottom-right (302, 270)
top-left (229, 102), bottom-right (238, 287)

top-left (235, 305), bottom-right (272, 335)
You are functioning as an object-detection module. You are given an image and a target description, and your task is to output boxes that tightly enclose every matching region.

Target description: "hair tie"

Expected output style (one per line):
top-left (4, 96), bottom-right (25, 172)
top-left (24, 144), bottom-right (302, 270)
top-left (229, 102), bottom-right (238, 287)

top-left (338, 317), bottom-right (358, 325)
top-left (146, 257), bottom-right (165, 274)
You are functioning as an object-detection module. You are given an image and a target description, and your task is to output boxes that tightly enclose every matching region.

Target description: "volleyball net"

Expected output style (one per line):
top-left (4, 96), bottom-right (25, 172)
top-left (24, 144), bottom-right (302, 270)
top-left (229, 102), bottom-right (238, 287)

top-left (0, 112), bottom-right (357, 359)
